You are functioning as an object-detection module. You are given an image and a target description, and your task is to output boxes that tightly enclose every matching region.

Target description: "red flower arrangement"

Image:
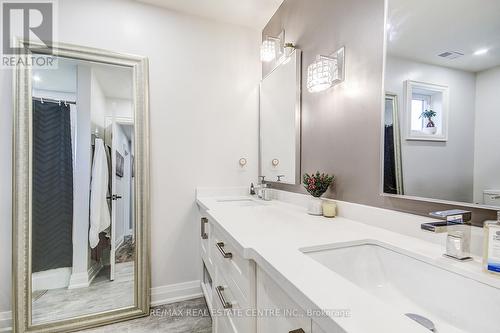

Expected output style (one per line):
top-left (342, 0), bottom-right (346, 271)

top-left (303, 172), bottom-right (334, 198)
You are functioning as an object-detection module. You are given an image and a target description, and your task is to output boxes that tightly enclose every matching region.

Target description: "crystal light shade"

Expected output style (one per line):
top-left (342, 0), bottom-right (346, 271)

top-left (307, 55), bottom-right (338, 93)
top-left (260, 39), bottom-right (277, 62)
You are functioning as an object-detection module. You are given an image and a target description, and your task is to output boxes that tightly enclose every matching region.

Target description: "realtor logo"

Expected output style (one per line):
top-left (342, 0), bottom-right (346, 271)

top-left (1, 1), bottom-right (57, 67)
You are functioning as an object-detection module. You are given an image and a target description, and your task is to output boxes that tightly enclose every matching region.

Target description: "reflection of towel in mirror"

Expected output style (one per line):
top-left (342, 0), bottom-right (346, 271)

top-left (89, 138), bottom-right (111, 249)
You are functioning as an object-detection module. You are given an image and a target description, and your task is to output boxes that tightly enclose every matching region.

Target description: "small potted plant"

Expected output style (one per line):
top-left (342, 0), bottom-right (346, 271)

top-left (420, 109), bottom-right (437, 135)
top-left (303, 172), bottom-right (334, 215)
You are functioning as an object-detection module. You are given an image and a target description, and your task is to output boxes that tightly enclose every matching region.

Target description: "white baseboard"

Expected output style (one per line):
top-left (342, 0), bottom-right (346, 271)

top-left (0, 311), bottom-right (11, 332)
top-left (150, 280), bottom-right (202, 307)
top-left (115, 236), bottom-right (125, 249)
top-left (87, 262), bottom-right (103, 285)
top-left (68, 262), bottom-right (103, 289)
top-left (32, 267), bottom-right (71, 291)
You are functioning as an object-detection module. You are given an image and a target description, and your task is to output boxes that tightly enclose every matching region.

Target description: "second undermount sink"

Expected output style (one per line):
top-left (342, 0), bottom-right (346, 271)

top-left (302, 241), bottom-right (500, 333)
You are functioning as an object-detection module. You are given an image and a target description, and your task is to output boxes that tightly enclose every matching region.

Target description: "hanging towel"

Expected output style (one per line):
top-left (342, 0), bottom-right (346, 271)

top-left (89, 138), bottom-right (111, 249)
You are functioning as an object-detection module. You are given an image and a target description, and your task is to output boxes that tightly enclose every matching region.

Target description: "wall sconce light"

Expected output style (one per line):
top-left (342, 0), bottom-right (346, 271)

top-left (278, 43), bottom-right (296, 65)
top-left (260, 38), bottom-right (278, 62)
top-left (307, 46), bottom-right (345, 93)
top-left (260, 31), bottom-right (285, 62)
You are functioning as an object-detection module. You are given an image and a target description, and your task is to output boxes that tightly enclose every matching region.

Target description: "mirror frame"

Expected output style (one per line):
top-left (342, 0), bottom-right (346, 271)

top-left (259, 49), bottom-right (302, 185)
top-left (12, 40), bottom-right (151, 333)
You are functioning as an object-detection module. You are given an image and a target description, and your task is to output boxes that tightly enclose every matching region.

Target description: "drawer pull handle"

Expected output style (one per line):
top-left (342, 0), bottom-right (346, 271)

top-left (289, 329), bottom-right (305, 333)
top-left (216, 286), bottom-right (232, 309)
top-left (216, 242), bottom-right (232, 259)
top-left (200, 217), bottom-right (208, 239)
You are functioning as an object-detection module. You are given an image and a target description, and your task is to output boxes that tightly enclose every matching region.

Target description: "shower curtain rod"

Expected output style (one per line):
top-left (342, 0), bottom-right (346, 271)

top-left (32, 96), bottom-right (77, 105)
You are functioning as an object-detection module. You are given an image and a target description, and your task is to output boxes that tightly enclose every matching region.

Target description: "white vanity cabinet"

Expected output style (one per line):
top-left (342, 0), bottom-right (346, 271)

top-left (312, 322), bottom-right (328, 333)
top-left (199, 211), bottom-right (256, 333)
top-left (211, 224), bottom-right (256, 333)
top-left (198, 210), bottom-right (328, 333)
top-left (199, 214), bottom-right (215, 312)
top-left (256, 267), bottom-right (312, 333)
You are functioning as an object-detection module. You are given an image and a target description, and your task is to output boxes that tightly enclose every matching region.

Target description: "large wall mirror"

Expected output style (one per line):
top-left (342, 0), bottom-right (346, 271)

top-left (383, 0), bottom-right (500, 209)
top-left (13, 41), bottom-right (150, 332)
top-left (260, 49), bottom-right (301, 184)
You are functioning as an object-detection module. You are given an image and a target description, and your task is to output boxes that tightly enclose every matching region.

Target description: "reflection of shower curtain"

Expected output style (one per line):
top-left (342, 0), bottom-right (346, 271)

top-left (384, 125), bottom-right (397, 194)
top-left (32, 100), bottom-right (74, 273)
top-left (70, 104), bottom-right (77, 171)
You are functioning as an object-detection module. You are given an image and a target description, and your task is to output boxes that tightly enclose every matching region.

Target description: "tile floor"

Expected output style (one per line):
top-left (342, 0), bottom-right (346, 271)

top-left (80, 298), bottom-right (212, 333)
top-left (32, 262), bottom-right (134, 324)
top-left (116, 236), bottom-right (135, 264)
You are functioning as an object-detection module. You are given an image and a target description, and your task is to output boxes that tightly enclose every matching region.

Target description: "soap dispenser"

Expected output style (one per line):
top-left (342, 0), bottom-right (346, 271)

top-left (483, 211), bottom-right (500, 276)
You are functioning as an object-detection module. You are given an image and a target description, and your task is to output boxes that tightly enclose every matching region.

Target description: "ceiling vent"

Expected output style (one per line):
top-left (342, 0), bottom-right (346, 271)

top-left (438, 51), bottom-right (464, 60)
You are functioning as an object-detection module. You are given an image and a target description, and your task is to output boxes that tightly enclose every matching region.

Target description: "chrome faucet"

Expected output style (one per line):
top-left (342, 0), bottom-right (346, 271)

top-left (421, 209), bottom-right (473, 261)
top-left (255, 176), bottom-right (271, 201)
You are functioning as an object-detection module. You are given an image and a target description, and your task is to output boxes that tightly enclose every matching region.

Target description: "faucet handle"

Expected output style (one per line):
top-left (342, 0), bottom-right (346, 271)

top-left (276, 175), bottom-right (285, 182)
top-left (445, 231), bottom-right (472, 261)
top-left (258, 176), bottom-right (266, 183)
top-left (429, 209), bottom-right (472, 224)
top-left (446, 233), bottom-right (465, 259)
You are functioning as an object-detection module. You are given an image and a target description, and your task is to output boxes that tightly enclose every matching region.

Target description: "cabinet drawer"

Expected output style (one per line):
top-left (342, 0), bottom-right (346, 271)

top-left (256, 267), bottom-right (312, 333)
top-left (213, 267), bottom-right (255, 333)
top-left (212, 225), bottom-right (255, 307)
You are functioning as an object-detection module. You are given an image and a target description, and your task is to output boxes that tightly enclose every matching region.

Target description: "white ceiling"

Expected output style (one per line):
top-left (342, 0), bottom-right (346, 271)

top-left (32, 59), bottom-right (78, 93)
top-left (387, 0), bottom-right (500, 72)
top-left (135, 0), bottom-right (284, 29)
top-left (33, 58), bottom-right (133, 100)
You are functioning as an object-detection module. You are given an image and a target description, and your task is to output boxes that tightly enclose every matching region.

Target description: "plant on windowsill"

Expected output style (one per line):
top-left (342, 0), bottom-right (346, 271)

top-left (420, 109), bottom-right (437, 135)
top-left (303, 172), bottom-right (334, 216)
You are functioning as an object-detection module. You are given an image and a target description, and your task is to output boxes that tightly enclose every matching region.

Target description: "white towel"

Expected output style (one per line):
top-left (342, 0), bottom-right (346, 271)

top-left (89, 138), bottom-right (111, 249)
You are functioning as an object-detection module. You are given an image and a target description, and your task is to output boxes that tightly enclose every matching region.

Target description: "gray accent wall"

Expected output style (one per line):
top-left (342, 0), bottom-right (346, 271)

top-left (263, 0), bottom-right (496, 225)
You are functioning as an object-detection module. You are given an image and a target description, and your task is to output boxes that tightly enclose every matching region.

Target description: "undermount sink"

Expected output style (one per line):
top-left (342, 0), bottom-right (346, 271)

top-left (302, 242), bottom-right (500, 333)
top-left (216, 198), bottom-right (265, 207)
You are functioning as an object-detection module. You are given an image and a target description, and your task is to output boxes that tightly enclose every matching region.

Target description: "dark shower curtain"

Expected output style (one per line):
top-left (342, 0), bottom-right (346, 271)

top-left (32, 100), bottom-right (74, 273)
top-left (384, 124), bottom-right (397, 194)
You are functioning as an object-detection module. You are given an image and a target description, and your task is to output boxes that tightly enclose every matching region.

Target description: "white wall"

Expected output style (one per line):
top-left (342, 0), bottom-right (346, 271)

top-left (106, 98), bottom-right (133, 119)
top-left (385, 56), bottom-right (476, 202)
top-left (0, 59), bottom-right (12, 314)
top-left (473, 66), bottom-right (500, 203)
top-left (0, 0), bottom-right (260, 314)
top-left (70, 65), bottom-right (92, 285)
top-left (90, 69), bottom-right (108, 135)
top-left (32, 89), bottom-right (76, 102)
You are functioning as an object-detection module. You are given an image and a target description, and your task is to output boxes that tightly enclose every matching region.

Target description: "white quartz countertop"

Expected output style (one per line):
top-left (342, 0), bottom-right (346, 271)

top-left (196, 191), bottom-right (499, 333)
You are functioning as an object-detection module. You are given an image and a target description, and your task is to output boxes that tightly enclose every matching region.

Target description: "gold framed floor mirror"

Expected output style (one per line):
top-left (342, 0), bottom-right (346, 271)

top-left (12, 40), bottom-right (150, 333)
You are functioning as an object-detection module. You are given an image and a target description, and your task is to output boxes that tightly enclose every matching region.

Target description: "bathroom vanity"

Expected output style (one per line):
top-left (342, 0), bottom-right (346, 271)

top-left (196, 188), bottom-right (500, 333)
